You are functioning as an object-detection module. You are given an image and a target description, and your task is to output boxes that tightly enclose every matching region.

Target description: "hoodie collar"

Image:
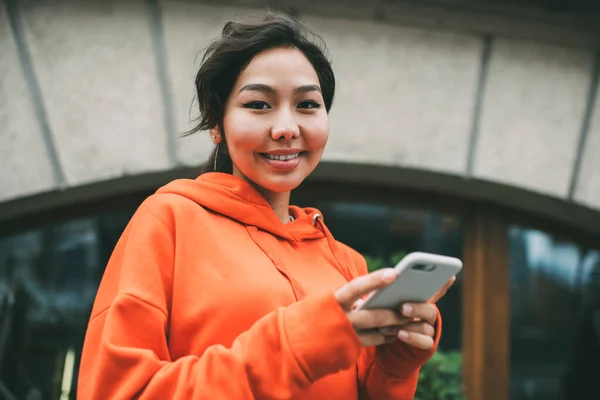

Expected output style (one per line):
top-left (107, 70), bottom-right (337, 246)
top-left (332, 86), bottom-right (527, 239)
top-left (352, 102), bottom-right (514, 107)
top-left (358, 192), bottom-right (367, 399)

top-left (156, 173), bottom-right (325, 242)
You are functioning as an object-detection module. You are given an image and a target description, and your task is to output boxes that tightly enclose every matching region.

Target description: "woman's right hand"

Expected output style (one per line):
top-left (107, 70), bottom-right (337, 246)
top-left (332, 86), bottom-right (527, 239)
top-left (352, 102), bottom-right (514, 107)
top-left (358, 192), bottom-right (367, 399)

top-left (335, 268), bottom-right (412, 347)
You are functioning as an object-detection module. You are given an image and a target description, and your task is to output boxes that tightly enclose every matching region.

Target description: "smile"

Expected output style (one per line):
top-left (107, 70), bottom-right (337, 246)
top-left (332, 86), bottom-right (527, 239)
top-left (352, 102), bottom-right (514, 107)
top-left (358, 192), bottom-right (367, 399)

top-left (261, 153), bottom-right (300, 161)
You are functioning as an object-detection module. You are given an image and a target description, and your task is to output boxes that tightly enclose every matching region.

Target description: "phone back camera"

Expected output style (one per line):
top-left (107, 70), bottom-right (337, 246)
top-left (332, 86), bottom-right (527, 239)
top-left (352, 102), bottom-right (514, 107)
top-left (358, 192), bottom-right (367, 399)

top-left (411, 264), bottom-right (437, 272)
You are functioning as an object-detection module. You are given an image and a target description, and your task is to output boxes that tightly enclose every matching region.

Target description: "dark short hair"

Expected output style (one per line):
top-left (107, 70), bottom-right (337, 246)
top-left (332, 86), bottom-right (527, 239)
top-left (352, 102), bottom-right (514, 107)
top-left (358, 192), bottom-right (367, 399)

top-left (186, 12), bottom-right (336, 174)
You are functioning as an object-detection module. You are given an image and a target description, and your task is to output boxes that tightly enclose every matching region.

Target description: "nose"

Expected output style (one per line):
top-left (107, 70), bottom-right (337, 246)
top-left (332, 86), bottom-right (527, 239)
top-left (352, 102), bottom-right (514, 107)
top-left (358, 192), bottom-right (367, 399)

top-left (271, 109), bottom-right (300, 141)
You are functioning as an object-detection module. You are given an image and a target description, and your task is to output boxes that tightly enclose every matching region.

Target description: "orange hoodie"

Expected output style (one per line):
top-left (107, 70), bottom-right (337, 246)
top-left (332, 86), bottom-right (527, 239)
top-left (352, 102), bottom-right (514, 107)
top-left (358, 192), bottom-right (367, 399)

top-left (78, 173), bottom-right (440, 399)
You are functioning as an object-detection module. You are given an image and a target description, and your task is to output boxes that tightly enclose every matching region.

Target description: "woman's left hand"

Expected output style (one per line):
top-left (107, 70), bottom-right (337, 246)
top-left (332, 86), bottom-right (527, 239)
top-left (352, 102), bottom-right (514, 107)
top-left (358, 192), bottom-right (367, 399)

top-left (372, 276), bottom-right (456, 351)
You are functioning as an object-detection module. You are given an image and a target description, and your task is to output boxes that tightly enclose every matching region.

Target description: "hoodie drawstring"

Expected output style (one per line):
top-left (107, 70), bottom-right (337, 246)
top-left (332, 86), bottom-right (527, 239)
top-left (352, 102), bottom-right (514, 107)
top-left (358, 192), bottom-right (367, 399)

top-left (246, 226), bottom-right (306, 301)
top-left (313, 214), bottom-right (355, 283)
top-left (246, 214), bottom-right (355, 303)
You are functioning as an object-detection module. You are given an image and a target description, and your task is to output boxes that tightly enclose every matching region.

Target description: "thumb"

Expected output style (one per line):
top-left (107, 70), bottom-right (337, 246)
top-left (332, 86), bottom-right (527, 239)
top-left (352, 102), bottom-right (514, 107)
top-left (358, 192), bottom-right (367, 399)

top-left (335, 268), bottom-right (397, 310)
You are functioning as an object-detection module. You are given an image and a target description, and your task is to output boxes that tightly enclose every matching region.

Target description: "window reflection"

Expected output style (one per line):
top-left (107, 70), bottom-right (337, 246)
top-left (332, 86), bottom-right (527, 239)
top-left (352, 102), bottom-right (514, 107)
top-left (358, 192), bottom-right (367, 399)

top-left (0, 211), bottom-right (133, 400)
top-left (509, 226), bottom-right (600, 400)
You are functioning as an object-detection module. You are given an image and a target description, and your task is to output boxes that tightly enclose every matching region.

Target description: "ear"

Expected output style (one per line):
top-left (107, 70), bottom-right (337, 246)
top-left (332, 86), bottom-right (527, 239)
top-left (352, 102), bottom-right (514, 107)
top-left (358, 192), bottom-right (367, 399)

top-left (209, 127), bottom-right (222, 144)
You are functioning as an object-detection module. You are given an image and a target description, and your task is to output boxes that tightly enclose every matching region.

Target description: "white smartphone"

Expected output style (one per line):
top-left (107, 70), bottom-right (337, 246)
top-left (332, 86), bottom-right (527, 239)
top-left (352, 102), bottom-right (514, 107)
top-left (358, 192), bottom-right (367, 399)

top-left (355, 252), bottom-right (462, 311)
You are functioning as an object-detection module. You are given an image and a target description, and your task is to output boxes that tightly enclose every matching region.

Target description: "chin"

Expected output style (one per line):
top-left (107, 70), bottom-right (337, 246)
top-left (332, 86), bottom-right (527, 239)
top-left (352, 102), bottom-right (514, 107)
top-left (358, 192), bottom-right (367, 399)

top-left (253, 173), bottom-right (307, 194)
top-left (236, 160), bottom-right (318, 194)
top-left (258, 179), bottom-right (304, 193)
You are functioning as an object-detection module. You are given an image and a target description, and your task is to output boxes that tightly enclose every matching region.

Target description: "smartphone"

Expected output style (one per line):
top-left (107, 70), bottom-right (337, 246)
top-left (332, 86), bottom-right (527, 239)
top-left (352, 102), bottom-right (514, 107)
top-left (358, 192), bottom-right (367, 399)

top-left (355, 252), bottom-right (462, 311)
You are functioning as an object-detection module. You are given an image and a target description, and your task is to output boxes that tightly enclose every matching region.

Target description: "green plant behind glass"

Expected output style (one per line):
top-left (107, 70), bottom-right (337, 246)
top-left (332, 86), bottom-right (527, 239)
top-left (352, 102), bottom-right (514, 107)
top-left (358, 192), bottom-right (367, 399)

top-left (364, 251), bottom-right (406, 273)
top-left (415, 350), bottom-right (464, 400)
top-left (363, 252), bottom-right (465, 400)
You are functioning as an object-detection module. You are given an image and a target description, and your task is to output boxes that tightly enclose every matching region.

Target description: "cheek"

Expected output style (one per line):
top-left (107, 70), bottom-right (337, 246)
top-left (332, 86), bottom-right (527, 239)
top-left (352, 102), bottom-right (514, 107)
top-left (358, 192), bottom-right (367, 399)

top-left (227, 131), bottom-right (262, 153)
top-left (223, 113), bottom-right (266, 155)
top-left (305, 116), bottom-right (330, 150)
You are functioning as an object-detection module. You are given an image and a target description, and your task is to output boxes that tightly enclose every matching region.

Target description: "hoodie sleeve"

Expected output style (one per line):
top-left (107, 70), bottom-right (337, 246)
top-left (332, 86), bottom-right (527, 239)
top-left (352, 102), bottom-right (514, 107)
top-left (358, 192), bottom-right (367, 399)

top-left (340, 244), bottom-right (441, 400)
top-left (77, 200), bottom-right (362, 400)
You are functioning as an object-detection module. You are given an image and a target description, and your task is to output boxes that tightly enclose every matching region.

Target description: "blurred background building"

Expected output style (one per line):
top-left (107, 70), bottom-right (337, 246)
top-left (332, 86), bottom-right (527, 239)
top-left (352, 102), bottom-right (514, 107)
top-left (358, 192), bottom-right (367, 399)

top-left (1, 0), bottom-right (600, 399)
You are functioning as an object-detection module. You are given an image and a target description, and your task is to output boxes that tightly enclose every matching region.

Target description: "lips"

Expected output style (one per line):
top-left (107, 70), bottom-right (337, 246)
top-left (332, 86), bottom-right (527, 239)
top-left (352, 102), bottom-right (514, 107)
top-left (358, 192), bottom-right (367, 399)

top-left (259, 151), bottom-right (305, 170)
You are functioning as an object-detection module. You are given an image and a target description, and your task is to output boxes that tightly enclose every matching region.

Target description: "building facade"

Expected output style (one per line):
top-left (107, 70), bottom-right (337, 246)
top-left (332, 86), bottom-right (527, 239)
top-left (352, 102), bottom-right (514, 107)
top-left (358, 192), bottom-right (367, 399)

top-left (1, 0), bottom-right (599, 399)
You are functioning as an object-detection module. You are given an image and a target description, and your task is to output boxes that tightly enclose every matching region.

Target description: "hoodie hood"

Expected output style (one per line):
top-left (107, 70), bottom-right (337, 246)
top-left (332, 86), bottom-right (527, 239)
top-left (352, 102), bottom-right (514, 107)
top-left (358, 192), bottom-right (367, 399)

top-left (156, 172), bottom-right (325, 242)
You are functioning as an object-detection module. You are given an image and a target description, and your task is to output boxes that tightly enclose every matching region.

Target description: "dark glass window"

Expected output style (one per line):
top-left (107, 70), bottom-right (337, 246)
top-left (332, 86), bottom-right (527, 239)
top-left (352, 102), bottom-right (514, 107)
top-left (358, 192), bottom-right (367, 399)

top-left (509, 226), bottom-right (600, 399)
top-left (0, 209), bottom-right (135, 400)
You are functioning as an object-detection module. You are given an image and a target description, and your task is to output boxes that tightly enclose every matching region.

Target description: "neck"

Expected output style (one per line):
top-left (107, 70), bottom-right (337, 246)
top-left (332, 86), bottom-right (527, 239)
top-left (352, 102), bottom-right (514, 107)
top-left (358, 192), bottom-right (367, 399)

top-left (259, 189), bottom-right (291, 224)
top-left (232, 167), bottom-right (291, 224)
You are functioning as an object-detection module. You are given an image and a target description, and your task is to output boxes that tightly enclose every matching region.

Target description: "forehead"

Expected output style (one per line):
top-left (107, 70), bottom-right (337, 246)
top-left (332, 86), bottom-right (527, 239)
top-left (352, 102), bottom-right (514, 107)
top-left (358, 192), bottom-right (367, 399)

top-left (235, 47), bottom-right (320, 87)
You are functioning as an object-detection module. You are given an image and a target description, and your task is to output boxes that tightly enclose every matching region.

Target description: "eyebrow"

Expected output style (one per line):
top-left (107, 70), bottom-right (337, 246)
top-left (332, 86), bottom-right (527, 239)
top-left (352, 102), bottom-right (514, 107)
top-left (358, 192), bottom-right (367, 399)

top-left (294, 84), bottom-right (322, 94)
top-left (238, 83), bottom-right (322, 95)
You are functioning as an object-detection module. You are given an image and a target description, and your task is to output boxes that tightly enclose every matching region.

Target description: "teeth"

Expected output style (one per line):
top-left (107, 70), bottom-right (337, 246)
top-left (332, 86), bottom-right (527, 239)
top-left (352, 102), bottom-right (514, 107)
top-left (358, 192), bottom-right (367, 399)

top-left (264, 153), bottom-right (300, 161)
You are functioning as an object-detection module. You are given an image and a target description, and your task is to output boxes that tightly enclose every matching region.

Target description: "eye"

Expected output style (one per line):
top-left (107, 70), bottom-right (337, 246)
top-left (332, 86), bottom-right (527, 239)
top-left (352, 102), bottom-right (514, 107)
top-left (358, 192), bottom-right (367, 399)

top-left (243, 101), bottom-right (271, 110)
top-left (298, 100), bottom-right (322, 109)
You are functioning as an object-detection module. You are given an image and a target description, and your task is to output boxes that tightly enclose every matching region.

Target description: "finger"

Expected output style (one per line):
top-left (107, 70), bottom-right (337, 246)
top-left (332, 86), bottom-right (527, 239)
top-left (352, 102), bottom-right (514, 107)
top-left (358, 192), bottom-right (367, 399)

top-left (399, 321), bottom-right (435, 338)
top-left (384, 335), bottom-right (398, 344)
top-left (335, 268), bottom-right (397, 309)
top-left (398, 330), bottom-right (435, 350)
top-left (429, 276), bottom-right (456, 303)
top-left (357, 330), bottom-right (389, 347)
top-left (350, 309), bottom-right (411, 330)
top-left (380, 322), bottom-right (435, 338)
top-left (351, 299), bottom-right (365, 311)
top-left (401, 303), bottom-right (437, 325)
top-left (378, 325), bottom-right (404, 336)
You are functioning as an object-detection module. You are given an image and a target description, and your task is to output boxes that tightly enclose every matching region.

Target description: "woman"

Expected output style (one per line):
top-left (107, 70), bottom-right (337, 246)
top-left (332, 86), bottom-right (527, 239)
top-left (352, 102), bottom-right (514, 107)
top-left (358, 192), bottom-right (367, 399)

top-left (77, 12), bottom-right (453, 399)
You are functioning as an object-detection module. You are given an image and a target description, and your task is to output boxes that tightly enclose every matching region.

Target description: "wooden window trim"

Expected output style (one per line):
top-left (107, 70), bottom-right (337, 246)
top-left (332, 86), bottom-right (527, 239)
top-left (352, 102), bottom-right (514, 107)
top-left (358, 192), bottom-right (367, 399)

top-left (462, 209), bottom-right (510, 400)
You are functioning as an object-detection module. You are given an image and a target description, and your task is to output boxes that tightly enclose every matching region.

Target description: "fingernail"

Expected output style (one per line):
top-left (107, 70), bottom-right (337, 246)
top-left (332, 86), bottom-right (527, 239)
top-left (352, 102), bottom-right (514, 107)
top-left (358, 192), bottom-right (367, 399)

top-left (398, 330), bottom-right (409, 340)
top-left (381, 269), bottom-right (397, 282)
top-left (402, 304), bottom-right (413, 316)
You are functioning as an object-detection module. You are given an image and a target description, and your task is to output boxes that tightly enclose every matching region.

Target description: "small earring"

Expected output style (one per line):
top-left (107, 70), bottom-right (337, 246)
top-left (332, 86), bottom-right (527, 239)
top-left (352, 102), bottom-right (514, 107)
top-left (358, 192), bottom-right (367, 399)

top-left (213, 144), bottom-right (219, 172)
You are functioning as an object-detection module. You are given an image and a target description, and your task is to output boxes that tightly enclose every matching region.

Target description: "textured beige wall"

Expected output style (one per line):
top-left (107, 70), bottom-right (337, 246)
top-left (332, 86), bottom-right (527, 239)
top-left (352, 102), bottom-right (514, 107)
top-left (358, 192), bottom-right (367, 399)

top-left (574, 88), bottom-right (600, 210)
top-left (20, 0), bottom-right (172, 186)
top-left (305, 16), bottom-right (482, 175)
top-left (0, 4), bottom-right (56, 200)
top-left (1, 0), bottom-right (598, 220)
top-left (472, 39), bottom-right (594, 198)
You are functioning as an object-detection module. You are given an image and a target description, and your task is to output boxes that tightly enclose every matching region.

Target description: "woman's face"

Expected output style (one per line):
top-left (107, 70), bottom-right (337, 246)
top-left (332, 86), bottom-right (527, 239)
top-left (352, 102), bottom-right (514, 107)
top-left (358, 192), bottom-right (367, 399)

top-left (220, 47), bottom-right (329, 194)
